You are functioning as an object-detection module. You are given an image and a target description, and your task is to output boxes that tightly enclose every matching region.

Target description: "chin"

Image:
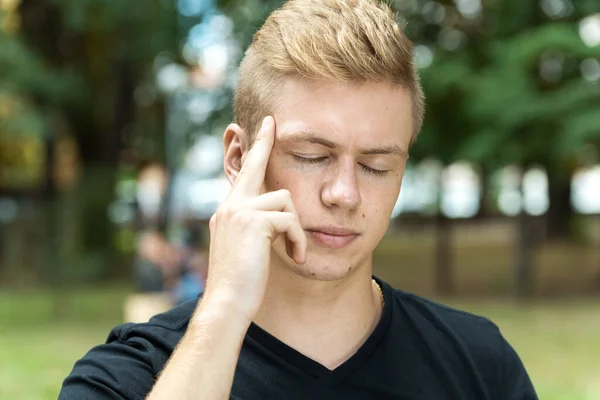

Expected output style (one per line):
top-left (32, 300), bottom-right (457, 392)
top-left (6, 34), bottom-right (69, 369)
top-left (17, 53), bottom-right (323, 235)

top-left (287, 262), bottom-right (352, 281)
top-left (272, 243), bottom-right (365, 282)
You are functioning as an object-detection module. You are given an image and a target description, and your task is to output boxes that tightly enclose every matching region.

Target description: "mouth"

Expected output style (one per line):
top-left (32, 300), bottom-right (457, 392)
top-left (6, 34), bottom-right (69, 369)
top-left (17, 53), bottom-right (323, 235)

top-left (304, 226), bottom-right (360, 249)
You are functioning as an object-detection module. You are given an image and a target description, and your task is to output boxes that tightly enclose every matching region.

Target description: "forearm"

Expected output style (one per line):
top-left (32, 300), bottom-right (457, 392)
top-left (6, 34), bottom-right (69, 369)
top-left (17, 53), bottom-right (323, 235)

top-left (146, 296), bottom-right (250, 400)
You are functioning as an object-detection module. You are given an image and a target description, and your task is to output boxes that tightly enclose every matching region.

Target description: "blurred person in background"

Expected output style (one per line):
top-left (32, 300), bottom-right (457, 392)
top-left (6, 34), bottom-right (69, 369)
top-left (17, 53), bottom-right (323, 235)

top-left (134, 161), bottom-right (207, 305)
top-left (59, 1), bottom-right (537, 399)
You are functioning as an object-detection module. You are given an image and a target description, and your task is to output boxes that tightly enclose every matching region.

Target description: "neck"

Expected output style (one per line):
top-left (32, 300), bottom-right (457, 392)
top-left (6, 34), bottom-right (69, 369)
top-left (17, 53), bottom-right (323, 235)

top-left (253, 254), bottom-right (383, 370)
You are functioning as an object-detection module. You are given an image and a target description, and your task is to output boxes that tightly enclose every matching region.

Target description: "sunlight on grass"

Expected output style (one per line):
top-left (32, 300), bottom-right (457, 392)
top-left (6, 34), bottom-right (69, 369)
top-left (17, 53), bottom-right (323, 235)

top-left (0, 288), bottom-right (129, 400)
top-left (1, 281), bottom-right (599, 399)
top-left (0, 325), bottom-right (113, 400)
top-left (372, 231), bottom-right (600, 400)
top-left (452, 300), bottom-right (600, 400)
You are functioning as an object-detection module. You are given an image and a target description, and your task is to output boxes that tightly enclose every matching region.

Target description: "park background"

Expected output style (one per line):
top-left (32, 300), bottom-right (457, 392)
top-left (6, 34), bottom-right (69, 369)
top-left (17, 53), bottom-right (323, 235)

top-left (1, 0), bottom-right (600, 399)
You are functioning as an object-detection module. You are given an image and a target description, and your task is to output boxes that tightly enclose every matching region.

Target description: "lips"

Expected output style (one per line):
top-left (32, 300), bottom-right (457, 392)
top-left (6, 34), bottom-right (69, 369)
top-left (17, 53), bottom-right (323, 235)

top-left (305, 226), bottom-right (360, 249)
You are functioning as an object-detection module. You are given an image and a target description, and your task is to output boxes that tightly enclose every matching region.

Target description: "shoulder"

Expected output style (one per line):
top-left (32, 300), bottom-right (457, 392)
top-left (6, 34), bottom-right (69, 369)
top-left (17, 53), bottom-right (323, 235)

top-left (106, 297), bottom-right (198, 372)
top-left (111, 296), bottom-right (197, 349)
top-left (388, 288), bottom-right (537, 399)
top-left (392, 288), bottom-right (502, 344)
top-left (59, 298), bottom-right (198, 399)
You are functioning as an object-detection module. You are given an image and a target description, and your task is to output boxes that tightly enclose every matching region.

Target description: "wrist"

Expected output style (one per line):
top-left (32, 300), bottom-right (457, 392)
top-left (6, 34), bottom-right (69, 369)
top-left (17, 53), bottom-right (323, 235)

top-left (189, 291), bottom-right (253, 336)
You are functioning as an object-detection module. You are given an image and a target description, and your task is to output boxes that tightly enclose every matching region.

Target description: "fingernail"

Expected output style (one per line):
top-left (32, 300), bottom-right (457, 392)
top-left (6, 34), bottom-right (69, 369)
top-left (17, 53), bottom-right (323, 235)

top-left (262, 116), bottom-right (273, 129)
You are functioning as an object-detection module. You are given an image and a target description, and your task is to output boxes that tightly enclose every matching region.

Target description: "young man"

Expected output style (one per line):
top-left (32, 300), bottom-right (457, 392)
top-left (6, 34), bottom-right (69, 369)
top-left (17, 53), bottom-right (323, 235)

top-left (59, 1), bottom-right (538, 399)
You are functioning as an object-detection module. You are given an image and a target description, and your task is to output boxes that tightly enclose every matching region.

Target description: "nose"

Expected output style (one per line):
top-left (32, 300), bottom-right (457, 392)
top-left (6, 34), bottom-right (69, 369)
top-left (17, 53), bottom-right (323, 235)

top-left (321, 159), bottom-right (362, 210)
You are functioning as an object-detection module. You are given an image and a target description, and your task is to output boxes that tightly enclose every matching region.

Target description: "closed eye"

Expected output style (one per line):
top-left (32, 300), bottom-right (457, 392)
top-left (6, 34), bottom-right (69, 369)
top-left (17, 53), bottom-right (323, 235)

top-left (294, 155), bottom-right (389, 176)
top-left (293, 155), bottom-right (328, 164)
top-left (360, 164), bottom-right (389, 176)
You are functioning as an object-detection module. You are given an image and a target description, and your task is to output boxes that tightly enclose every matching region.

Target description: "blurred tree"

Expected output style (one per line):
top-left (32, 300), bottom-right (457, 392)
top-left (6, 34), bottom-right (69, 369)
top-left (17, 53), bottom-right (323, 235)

top-left (3, 0), bottom-right (598, 293)
top-left (401, 0), bottom-right (600, 297)
top-left (7, 0), bottom-right (183, 163)
top-left (1, 0), bottom-right (184, 281)
top-left (461, 17), bottom-right (600, 296)
top-left (460, 13), bottom-right (600, 239)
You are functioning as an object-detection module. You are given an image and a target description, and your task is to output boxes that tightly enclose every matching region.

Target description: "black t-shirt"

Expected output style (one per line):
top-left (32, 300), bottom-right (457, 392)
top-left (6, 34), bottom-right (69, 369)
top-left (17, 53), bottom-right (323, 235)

top-left (59, 278), bottom-right (538, 399)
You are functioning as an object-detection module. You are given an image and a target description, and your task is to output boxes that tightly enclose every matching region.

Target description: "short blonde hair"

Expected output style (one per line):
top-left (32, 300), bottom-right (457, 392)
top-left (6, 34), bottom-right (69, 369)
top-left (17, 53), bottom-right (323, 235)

top-left (234, 0), bottom-right (425, 145)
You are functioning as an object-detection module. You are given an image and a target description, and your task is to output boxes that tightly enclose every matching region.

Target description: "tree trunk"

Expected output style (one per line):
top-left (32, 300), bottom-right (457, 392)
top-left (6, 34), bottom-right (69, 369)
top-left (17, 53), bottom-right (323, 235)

top-left (0, 223), bottom-right (4, 278)
top-left (546, 169), bottom-right (573, 241)
top-left (107, 55), bottom-right (135, 166)
top-left (474, 165), bottom-right (489, 220)
top-left (515, 211), bottom-right (534, 299)
top-left (79, 54), bottom-right (135, 265)
top-left (434, 213), bottom-right (453, 296)
top-left (515, 170), bottom-right (537, 300)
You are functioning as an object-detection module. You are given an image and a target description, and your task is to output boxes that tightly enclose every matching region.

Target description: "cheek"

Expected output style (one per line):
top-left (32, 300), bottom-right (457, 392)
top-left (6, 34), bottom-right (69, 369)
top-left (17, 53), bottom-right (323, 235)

top-left (364, 179), bottom-right (402, 215)
top-left (264, 157), bottom-right (313, 194)
top-left (264, 162), bottom-right (319, 217)
top-left (264, 155), bottom-right (285, 190)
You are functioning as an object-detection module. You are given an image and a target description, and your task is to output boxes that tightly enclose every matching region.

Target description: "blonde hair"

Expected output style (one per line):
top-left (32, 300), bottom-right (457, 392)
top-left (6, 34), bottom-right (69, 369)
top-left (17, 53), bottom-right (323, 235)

top-left (234, 0), bottom-right (425, 145)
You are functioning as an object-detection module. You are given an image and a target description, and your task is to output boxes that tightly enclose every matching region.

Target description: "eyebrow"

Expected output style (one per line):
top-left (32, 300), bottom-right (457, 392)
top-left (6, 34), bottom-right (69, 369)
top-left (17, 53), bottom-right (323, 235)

top-left (279, 131), bottom-right (409, 159)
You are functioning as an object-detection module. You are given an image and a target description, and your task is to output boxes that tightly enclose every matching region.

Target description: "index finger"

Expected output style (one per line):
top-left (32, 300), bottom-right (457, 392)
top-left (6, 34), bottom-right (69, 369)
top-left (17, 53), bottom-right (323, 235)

top-left (233, 116), bottom-right (275, 196)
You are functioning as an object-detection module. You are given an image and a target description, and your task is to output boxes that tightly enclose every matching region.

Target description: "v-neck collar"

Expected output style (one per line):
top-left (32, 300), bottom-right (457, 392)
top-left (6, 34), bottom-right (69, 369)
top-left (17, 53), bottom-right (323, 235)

top-left (245, 276), bottom-right (393, 387)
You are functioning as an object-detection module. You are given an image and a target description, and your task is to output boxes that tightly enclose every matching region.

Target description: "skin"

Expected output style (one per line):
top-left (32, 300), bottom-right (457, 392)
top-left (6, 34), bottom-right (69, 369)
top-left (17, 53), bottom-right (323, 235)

top-left (147, 77), bottom-right (414, 399)
top-left (266, 77), bottom-right (411, 281)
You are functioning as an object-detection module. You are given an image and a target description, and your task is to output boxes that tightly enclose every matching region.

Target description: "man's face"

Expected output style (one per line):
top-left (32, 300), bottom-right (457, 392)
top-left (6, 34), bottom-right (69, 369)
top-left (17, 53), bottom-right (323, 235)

top-left (264, 77), bottom-right (414, 281)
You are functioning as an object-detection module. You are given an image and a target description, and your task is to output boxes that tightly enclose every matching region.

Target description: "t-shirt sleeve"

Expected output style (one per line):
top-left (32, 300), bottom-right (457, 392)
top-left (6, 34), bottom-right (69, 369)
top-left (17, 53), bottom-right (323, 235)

top-left (500, 336), bottom-right (538, 400)
top-left (58, 322), bottom-right (173, 400)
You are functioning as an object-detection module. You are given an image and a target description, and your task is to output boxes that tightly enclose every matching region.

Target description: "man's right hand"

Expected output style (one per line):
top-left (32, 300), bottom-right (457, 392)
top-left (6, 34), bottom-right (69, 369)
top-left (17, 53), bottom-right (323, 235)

top-left (201, 116), bottom-right (307, 324)
top-left (145, 117), bottom-right (306, 400)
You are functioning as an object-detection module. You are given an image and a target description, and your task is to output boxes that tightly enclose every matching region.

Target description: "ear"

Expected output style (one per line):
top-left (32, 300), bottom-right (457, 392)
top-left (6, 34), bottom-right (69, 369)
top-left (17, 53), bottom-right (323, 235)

top-left (222, 123), bottom-right (249, 186)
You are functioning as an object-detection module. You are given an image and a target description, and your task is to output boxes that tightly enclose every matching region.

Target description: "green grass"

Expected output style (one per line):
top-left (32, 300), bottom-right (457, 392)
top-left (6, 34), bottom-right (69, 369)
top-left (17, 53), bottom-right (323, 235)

top-left (0, 288), bottom-right (129, 400)
top-left (453, 300), bottom-right (600, 400)
top-left (1, 288), bottom-right (599, 400)
top-left (371, 230), bottom-right (600, 399)
top-left (1, 226), bottom-right (600, 399)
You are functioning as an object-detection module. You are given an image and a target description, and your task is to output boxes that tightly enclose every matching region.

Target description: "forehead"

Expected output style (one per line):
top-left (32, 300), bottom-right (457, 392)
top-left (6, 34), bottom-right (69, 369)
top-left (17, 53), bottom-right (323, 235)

top-left (272, 77), bottom-right (413, 149)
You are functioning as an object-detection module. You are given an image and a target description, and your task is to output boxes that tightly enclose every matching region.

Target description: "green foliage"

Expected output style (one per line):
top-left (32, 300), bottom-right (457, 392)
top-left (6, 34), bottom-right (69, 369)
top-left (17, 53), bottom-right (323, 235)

top-left (0, 36), bottom-right (81, 105)
top-left (389, 0), bottom-right (600, 172)
top-left (3, 0), bottom-right (600, 165)
top-left (461, 21), bottom-right (600, 168)
top-left (0, 0), bottom-right (186, 281)
top-left (2, 0), bottom-right (599, 281)
top-left (1, 0), bottom-right (182, 144)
